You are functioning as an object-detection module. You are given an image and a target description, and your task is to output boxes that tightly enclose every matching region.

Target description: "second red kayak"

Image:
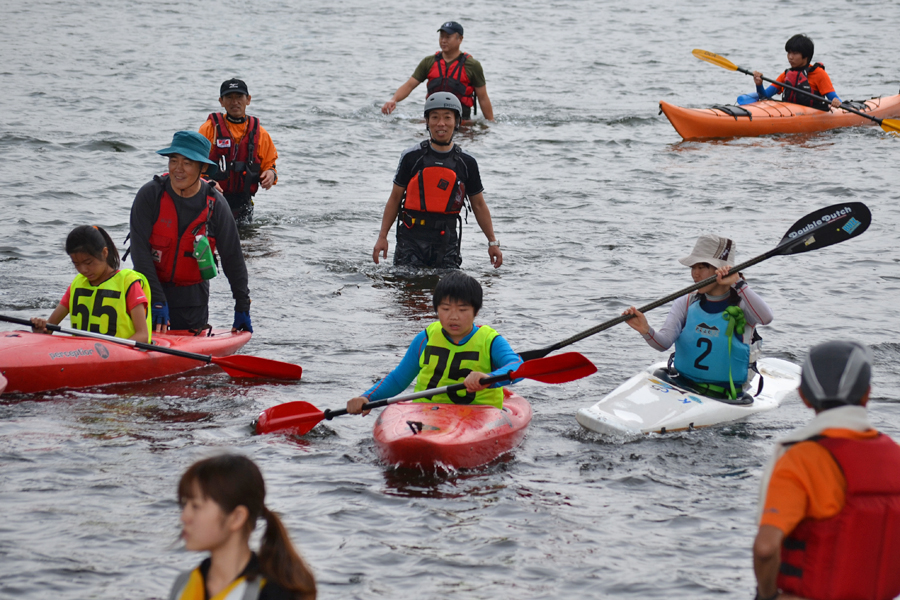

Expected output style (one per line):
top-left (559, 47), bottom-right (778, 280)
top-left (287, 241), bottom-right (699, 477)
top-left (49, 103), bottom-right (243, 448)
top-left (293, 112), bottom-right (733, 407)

top-left (372, 389), bottom-right (533, 470)
top-left (660, 93), bottom-right (900, 140)
top-left (0, 328), bottom-right (250, 394)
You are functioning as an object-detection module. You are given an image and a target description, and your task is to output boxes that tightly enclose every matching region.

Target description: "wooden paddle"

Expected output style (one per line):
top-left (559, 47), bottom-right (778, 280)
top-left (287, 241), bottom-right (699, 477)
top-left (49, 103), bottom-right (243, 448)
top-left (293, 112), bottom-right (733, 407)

top-left (253, 351), bottom-right (597, 436)
top-left (0, 314), bottom-right (303, 380)
top-left (692, 49), bottom-right (900, 136)
top-left (519, 202), bottom-right (871, 361)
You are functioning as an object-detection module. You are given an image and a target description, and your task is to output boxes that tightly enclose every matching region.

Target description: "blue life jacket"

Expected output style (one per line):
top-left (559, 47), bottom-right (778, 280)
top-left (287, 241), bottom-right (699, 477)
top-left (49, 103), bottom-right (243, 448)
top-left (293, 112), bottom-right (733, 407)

top-left (674, 291), bottom-right (750, 385)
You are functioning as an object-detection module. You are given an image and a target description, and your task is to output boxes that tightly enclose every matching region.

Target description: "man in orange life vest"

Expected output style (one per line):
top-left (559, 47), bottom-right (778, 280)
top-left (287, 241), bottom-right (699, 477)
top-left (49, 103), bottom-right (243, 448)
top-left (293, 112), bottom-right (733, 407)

top-left (129, 131), bottom-right (252, 333)
top-left (199, 78), bottom-right (279, 225)
top-left (381, 21), bottom-right (493, 121)
top-left (753, 341), bottom-right (900, 600)
top-left (373, 93), bottom-right (502, 269)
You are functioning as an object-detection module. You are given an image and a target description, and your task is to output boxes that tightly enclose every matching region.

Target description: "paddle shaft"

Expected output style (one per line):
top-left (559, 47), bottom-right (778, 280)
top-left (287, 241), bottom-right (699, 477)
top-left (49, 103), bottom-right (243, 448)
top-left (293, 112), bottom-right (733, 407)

top-left (322, 371), bottom-right (511, 420)
top-left (740, 66), bottom-right (886, 125)
top-left (0, 315), bottom-right (215, 363)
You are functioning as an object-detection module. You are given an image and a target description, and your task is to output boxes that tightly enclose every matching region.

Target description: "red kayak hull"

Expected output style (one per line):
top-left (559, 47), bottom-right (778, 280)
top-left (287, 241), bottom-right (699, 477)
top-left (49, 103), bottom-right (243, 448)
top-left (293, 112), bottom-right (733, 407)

top-left (660, 93), bottom-right (900, 140)
top-left (372, 389), bottom-right (532, 470)
top-left (0, 329), bottom-right (250, 394)
top-left (0, 373), bottom-right (6, 395)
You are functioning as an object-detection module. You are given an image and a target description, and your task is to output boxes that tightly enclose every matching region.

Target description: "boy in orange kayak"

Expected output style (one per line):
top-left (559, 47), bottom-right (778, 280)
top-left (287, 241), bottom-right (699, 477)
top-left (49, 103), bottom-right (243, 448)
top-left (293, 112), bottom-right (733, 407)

top-left (737, 34), bottom-right (842, 110)
top-left (346, 271), bottom-right (522, 415)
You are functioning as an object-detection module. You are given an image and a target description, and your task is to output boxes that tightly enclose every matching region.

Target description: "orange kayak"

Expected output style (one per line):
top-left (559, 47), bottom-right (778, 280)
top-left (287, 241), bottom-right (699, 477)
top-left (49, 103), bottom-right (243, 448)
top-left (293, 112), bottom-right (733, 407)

top-left (0, 328), bottom-right (250, 394)
top-left (373, 389), bottom-right (532, 470)
top-left (660, 94), bottom-right (900, 140)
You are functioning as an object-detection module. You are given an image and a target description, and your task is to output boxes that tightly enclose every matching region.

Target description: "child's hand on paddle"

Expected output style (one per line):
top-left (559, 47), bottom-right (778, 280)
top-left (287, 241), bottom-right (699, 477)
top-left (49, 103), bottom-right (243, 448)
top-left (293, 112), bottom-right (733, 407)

top-left (347, 396), bottom-right (372, 416)
top-left (464, 371), bottom-right (489, 392)
top-left (622, 307), bottom-right (650, 335)
top-left (30, 317), bottom-right (50, 334)
top-left (716, 265), bottom-right (741, 287)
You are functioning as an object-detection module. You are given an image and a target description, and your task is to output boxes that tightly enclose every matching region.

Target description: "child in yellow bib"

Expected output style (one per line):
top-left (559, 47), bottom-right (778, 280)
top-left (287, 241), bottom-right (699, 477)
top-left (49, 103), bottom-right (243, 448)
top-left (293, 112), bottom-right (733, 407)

top-left (30, 225), bottom-right (152, 343)
top-left (347, 271), bottom-right (523, 415)
top-left (170, 454), bottom-right (316, 600)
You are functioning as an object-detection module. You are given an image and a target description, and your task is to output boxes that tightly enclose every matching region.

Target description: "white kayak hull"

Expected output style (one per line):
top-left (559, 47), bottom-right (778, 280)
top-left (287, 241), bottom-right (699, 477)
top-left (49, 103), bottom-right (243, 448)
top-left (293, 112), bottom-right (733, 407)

top-left (576, 357), bottom-right (801, 435)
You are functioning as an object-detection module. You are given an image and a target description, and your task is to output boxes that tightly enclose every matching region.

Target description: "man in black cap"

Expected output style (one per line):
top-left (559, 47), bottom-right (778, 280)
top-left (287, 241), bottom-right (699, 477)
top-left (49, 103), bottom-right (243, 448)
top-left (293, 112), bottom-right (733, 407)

top-left (199, 78), bottom-right (279, 224)
top-left (752, 341), bottom-right (900, 600)
top-left (381, 21), bottom-right (493, 121)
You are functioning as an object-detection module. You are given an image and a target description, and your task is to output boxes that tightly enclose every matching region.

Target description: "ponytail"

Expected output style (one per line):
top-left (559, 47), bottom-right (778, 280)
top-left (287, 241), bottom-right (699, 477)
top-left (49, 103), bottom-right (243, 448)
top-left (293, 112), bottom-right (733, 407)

top-left (259, 506), bottom-right (317, 599)
top-left (66, 225), bottom-right (120, 270)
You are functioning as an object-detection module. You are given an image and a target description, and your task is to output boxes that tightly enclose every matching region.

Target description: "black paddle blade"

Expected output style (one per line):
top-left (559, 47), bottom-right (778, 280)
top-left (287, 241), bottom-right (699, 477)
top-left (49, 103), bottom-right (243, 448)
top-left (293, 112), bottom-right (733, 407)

top-left (515, 352), bottom-right (597, 383)
top-left (776, 202), bottom-right (871, 256)
top-left (255, 401), bottom-right (324, 435)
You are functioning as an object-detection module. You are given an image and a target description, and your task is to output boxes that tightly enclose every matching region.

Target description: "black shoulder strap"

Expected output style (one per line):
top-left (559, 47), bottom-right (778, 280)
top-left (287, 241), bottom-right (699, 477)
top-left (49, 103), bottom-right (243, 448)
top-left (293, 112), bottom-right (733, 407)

top-left (246, 116), bottom-right (260, 167)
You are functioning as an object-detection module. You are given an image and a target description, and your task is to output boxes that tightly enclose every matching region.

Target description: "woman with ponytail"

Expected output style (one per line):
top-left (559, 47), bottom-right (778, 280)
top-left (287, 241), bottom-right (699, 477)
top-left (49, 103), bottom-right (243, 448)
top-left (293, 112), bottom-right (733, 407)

top-left (170, 454), bottom-right (316, 600)
top-left (30, 225), bottom-right (152, 343)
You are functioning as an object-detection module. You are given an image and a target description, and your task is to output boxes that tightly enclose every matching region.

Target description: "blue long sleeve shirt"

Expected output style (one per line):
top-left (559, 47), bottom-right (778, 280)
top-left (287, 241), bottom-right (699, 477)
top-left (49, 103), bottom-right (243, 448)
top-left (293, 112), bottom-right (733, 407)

top-left (361, 325), bottom-right (523, 401)
top-left (738, 85), bottom-right (840, 105)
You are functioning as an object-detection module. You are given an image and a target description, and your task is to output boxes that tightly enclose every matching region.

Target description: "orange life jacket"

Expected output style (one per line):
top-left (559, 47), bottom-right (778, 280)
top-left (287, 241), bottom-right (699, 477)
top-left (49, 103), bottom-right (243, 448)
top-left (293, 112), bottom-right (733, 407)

top-left (402, 141), bottom-right (467, 216)
top-left (148, 177), bottom-right (218, 286)
top-left (778, 434), bottom-right (900, 600)
top-left (426, 52), bottom-right (475, 108)
top-left (207, 113), bottom-right (261, 199)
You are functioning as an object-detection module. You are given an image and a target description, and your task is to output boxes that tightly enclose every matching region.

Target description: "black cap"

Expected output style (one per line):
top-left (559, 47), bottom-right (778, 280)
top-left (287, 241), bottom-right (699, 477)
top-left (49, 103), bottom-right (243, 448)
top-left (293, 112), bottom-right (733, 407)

top-left (800, 341), bottom-right (872, 410)
top-left (437, 21), bottom-right (464, 36)
top-left (219, 78), bottom-right (249, 97)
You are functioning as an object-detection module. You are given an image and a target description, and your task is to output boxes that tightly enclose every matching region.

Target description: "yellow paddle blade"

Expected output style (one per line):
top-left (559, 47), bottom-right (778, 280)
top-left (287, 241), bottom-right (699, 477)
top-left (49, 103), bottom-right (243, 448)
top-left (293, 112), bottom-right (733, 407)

top-left (692, 49), bottom-right (738, 71)
top-left (881, 118), bottom-right (900, 137)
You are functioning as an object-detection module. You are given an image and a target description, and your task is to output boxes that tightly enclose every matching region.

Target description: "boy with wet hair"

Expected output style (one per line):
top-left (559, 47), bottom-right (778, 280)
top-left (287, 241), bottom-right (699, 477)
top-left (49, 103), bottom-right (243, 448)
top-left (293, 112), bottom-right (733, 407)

top-left (753, 341), bottom-right (900, 600)
top-left (737, 33), bottom-right (842, 110)
top-left (346, 271), bottom-right (521, 414)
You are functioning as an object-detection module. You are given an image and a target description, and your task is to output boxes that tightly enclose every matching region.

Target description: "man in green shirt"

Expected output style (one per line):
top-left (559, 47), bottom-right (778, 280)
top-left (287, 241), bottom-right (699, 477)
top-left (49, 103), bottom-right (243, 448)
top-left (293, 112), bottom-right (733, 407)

top-left (381, 21), bottom-right (494, 121)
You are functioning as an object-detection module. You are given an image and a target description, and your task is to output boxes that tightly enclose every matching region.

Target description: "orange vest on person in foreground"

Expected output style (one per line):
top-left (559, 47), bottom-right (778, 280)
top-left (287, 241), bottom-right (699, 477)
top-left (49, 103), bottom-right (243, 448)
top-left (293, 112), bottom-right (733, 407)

top-left (778, 434), bottom-right (900, 600)
top-left (426, 52), bottom-right (475, 108)
top-left (148, 179), bottom-right (218, 286)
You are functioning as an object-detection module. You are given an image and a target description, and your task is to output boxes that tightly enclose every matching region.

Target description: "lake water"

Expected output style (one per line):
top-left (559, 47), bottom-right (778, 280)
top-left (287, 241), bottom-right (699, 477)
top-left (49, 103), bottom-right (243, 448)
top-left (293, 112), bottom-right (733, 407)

top-left (2, 0), bottom-right (899, 598)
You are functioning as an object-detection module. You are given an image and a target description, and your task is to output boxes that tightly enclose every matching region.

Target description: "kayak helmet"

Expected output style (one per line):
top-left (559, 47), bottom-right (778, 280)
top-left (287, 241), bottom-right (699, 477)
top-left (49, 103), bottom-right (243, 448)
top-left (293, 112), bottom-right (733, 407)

top-left (800, 341), bottom-right (872, 410)
top-left (424, 92), bottom-right (462, 131)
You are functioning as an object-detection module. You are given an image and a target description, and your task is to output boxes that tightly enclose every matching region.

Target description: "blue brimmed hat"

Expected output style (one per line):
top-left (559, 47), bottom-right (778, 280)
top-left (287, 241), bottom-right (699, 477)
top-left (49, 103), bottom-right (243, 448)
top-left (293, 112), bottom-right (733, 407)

top-left (156, 131), bottom-right (219, 177)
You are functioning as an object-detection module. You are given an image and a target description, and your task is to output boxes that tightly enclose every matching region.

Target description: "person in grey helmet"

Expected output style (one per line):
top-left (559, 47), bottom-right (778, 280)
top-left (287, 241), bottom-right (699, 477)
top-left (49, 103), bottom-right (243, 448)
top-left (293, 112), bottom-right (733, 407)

top-left (372, 92), bottom-right (502, 269)
top-left (753, 341), bottom-right (900, 600)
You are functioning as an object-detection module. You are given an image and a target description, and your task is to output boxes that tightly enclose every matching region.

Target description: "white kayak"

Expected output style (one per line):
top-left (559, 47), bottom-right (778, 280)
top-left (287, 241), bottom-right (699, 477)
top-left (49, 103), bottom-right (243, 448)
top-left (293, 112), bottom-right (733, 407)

top-left (576, 357), bottom-right (801, 436)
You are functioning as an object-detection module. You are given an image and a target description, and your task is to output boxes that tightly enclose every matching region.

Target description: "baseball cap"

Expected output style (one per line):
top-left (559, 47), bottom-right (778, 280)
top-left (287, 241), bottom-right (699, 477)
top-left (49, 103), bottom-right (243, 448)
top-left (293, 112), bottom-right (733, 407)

top-left (678, 234), bottom-right (736, 269)
top-left (800, 341), bottom-right (873, 409)
top-left (219, 78), bottom-right (249, 97)
top-left (437, 21), bottom-right (464, 36)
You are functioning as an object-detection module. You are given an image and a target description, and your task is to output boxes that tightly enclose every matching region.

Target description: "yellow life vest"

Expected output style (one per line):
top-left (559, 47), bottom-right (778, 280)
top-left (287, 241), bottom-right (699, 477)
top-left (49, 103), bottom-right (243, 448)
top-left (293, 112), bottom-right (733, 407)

top-left (414, 321), bottom-right (504, 409)
top-left (169, 567), bottom-right (266, 600)
top-left (68, 269), bottom-right (152, 342)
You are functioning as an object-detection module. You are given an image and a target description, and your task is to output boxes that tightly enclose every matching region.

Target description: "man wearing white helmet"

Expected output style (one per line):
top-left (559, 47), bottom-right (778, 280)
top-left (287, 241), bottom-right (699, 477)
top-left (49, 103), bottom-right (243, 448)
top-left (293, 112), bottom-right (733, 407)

top-left (753, 341), bottom-right (900, 600)
top-left (373, 92), bottom-right (502, 269)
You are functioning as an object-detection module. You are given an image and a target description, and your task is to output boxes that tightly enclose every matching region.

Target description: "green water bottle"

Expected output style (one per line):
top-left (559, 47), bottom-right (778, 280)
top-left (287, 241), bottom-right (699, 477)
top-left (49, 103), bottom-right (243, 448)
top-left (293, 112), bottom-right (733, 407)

top-left (193, 234), bottom-right (218, 280)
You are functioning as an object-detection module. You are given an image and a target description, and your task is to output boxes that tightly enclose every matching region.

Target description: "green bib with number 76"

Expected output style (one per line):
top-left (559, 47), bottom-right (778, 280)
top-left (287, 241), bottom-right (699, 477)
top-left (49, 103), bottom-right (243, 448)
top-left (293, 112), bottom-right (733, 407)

top-left (414, 321), bottom-right (504, 409)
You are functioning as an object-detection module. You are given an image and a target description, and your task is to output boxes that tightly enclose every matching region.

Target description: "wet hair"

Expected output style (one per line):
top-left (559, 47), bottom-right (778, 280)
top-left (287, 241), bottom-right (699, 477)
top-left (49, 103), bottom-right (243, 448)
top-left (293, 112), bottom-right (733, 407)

top-left (66, 225), bottom-right (119, 270)
top-left (432, 271), bottom-right (483, 315)
top-left (785, 34), bottom-right (815, 61)
top-left (178, 454), bottom-right (316, 599)
top-left (799, 341), bottom-right (872, 411)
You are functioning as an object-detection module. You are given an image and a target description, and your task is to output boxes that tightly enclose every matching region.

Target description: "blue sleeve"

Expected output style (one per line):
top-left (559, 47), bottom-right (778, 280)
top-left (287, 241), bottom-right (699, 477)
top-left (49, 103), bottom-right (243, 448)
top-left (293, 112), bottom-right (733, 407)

top-left (737, 93), bottom-right (759, 105)
top-left (361, 330), bottom-right (427, 401)
top-left (756, 84), bottom-right (778, 99)
top-left (487, 335), bottom-right (524, 387)
top-left (825, 91), bottom-right (842, 102)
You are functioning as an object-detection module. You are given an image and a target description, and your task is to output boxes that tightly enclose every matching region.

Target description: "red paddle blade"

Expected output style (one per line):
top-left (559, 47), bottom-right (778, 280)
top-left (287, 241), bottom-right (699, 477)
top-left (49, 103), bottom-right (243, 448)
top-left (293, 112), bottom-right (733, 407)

top-left (515, 352), bottom-right (597, 384)
top-left (212, 355), bottom-right (303, 380)
top-left (255, 401), bottom-right (324, 435)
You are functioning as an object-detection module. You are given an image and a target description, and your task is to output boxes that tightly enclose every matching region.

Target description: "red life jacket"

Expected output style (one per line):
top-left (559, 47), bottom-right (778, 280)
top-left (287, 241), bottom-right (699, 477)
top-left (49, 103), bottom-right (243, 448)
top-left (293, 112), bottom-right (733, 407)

top-left (207, 113), bottom-right (261, 199)
top-left (402, 141), bottom-right (467, 216)
top-left (778, 434), bottom-right (900, 600)
top-left (782, 63), bottom-right (829, 110)
top-left (426, 52), bottom-right (475, 108)
top-left (148, 177), bottom-right (218, 286)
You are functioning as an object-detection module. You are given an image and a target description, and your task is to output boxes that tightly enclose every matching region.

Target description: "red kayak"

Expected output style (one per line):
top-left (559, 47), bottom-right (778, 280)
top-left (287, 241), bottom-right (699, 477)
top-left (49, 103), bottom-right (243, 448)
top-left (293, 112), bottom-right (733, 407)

top-left (372, 389), bottom-right (532, 470)
top-left (0, 329), bottom-right (250, 394)
top-left (0, 373), bottom-right (7, 395)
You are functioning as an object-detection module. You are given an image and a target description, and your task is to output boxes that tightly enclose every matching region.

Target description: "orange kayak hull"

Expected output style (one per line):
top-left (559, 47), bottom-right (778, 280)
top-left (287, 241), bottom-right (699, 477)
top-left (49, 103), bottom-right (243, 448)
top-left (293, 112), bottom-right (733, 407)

top-left (373, 389), bottom-right (532, 470)
top-left (0, 329), bottom-right (250, 394)
top-left (660, 94), bottom-right (900, 140)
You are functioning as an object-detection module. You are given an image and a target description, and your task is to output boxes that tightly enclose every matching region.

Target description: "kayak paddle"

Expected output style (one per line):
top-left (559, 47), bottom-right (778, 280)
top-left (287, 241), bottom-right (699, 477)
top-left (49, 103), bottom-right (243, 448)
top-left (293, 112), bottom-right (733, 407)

top-left (253, 351), bottom-right (597, 436)
top-left (519, 202), bottom-right (871, 361)
top-left (692, 49), bottom-right (900, 136)
top-left (0, 315), bottom-right (303, 380)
